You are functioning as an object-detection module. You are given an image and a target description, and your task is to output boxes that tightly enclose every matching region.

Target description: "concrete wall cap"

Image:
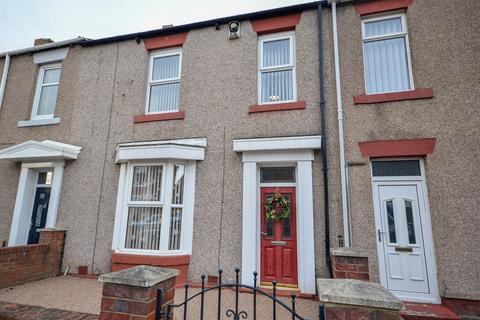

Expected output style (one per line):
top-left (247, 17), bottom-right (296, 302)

top-left (330, 247), bottom-right (368, 258)
top-left (99, 265), bottom-right (179, 287)
top-left (37, 227), bottom-right (67, 232)
top-left (316, 279), bottom-right (404, 311)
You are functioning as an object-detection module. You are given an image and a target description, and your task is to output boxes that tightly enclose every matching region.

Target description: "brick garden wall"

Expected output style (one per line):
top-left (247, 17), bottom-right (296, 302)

top-left (331, 252), bottom-right (370, 281)
top-left (0, 229), bottom-right (66, 289)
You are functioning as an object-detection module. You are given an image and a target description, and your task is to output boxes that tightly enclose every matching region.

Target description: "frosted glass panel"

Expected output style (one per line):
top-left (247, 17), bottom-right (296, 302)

top-left (263, 38), bottom-right (290, 67)
top-left (364, 37), bottom-right (410, 93)
top-left (125, 206), bottom-right (162, 250)
top-left (365, 17), bottom-right (403, 37)
top-left (131, 166), bottom-right (163, 201)
top-left (168, 207), bottom-right (182, 250)
top-left (43, 68), bottom-right (61, 83)
top-left (261, 70), bottom-right (293, 103)
top-left (152, 55), bottom-right (180, 80)
top-left (37, 85), bottom-right (59, 115)
top-left (149, 83), bottom-right (180, 112)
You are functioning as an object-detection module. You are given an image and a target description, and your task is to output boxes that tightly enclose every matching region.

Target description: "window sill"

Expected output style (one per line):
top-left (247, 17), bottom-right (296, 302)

top-left (17, 117), bottom-right (61, 127)
top-left (133, 111), bottom-right (185, 123)
top-left (353, 89), bottom-right (433, 104)
top-left (249, 101), bottom-right (306, 113)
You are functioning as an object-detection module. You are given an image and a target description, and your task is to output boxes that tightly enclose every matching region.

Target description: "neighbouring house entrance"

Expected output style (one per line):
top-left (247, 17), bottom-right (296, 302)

top-left (260, 187), bottom-right (297, 287)
top-left (27, 172), bottom-right (52, 244)
top-left (372, 159), bottom-right (439, 303)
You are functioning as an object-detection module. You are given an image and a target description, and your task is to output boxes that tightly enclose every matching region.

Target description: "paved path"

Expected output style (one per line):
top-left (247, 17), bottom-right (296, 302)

top-left (0, 276), bottom-right (320, 319)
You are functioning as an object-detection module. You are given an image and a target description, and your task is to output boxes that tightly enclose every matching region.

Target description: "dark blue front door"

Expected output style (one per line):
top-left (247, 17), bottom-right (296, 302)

top-left (27, 187), bottom-right (51, 244)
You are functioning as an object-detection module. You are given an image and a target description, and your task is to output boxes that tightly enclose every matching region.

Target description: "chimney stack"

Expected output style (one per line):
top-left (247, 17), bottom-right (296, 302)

top-left (34, 38), bottom-right (54, 46)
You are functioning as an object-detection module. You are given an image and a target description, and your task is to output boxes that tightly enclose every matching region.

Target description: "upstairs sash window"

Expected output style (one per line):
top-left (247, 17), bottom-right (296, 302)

top-left (32, 64), bottom-right (62, 119)
top-left (146, 49), bottom-right (182, 113)
top-left (362, 13), bottom-right (413, 94)
top-left (258, 32), bottom-right (296, 104)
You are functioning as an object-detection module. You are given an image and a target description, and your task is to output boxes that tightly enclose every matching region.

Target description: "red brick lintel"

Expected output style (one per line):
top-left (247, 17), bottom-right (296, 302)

top-left (249, 101), bottom-right (306, 113)
top-left (133, 111), bottom-right (185, 123)
top-left (354, 0), bottom-right (413, 16)
top-left (354, 88), bottom-right (433, 104)
top-left (143, 32), bottom-right (188, 51)
top-left (358, 138), bottom-right (436, 158)
top-left (250, 13), bottom-right (301, 35)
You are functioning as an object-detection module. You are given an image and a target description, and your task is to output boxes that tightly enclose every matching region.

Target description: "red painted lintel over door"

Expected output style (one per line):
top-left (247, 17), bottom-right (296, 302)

top-left (260, 187), bottom-right (298, 287)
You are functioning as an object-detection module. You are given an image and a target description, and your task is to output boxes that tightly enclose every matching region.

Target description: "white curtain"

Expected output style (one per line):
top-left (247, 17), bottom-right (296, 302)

top-left (149, 54), bottom-right (180, 112)
top-left (261, 38), bottom-right (293, 103)
top-left (364, 17), bottom-right (402, 37)
top-left (263, 38), bottom-right (290, 67)
top-left (152, 55), bottom-right (179, 80)
top-left (37, 85), bottom-right (59, 115)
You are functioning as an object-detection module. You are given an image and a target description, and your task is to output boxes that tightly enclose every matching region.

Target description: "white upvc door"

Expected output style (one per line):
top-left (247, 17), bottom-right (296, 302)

top-left (373, 178), bottom-right (439, 303)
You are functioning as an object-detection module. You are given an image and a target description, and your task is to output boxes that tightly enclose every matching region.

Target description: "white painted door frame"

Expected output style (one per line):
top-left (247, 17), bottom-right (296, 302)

top-left (371, 158), bottom-right (440, 303)
top-left (9, 161), bottom-right (65, 246)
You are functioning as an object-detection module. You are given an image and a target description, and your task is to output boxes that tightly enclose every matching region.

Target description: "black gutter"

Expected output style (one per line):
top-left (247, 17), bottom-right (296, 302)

top-left (317, 3), bottom-right (332, 277)
top-left (82, 1), bottom-right (323, 46)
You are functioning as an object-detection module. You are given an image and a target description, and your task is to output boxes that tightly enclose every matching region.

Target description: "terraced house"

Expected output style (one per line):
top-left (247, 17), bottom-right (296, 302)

top-left (0, 0), bottom-right (478, 315)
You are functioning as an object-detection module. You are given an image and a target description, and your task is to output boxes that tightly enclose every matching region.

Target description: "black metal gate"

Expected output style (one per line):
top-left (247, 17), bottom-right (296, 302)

top-left (156, 267), bottom-right (325, 320)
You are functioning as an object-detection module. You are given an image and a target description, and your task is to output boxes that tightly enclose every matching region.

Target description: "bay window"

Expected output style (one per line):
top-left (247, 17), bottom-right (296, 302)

top-left (120, 162), bottom-right (187, 253)
top-left (362, 13), bottom-right (413, 94)
top-left (258, 32), bottom-right (296, 104)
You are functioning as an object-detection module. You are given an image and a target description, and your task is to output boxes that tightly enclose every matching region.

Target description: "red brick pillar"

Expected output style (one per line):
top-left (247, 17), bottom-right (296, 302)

top-left (38, 228), bottom-right (66, 277)
top-left (330, 248), bottom-right (369, 281)
top-left (99, 265), bottom-right (178, 320)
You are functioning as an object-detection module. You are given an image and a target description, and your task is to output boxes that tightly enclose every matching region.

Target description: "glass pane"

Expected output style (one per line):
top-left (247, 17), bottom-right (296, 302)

top-left (149, 82), bottom-right (180, 112)
top-left (37, 85), bottom-right (59, 115)
top-left (261, 69), bottom-right (293, 103)
top-left (364, 37), bottom-right (410, 93)
top-left (260, 167), bottom-right (295, 183)
top-left (405, 200), bottom-right (416, 244)
top-left (37, 172), bottom-right (53, 185)
top-left (386, 200), bottom-right (397, 243)
top-left (131, 166), bottom-right (163, 201)
top-left (266, 220), bottom-right (274, 237)
top-left (125, 206), bottom-right (162, 250)
top-left (262, 38), bottom-right (290, 67)
top-left (282, 194), bottom-right (292, 239)
top-left (171, 165), bottom-right (185, 205)
top-left (152, 55), bottom-right (180, 80)
top-left (42, 68), bottom-right (61, 84)
top-left (372, 160), bottom-right (421, 177)
top-left (169, 207), bottom-right (183, 250)
top-left (364, 17), bottom-right (403, 37)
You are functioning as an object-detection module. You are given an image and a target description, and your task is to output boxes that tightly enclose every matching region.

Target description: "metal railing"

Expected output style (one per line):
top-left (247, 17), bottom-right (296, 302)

top-left (156, 267), bottom-right (326, 320)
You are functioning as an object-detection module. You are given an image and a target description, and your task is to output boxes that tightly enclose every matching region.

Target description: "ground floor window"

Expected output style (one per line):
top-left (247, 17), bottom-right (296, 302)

top-left (120, 162), bottom-right (187, 254)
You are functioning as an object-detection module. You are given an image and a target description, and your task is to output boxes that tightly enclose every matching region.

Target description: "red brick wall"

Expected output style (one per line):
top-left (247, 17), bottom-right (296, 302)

top-left (0, 230), bottom-right (66, 289)
top-left (331, 255), bottom-right (370, 281)
top-left (0, 301), bottom-right (98, 320)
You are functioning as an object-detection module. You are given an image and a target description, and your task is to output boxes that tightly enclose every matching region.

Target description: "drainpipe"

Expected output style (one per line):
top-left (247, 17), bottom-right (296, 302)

top-left (330, 0), bottom-right (351, 247)
top-left (0, 53), bottom-right (10, 110)
top-left (317, 3), bottom-right (332, 276)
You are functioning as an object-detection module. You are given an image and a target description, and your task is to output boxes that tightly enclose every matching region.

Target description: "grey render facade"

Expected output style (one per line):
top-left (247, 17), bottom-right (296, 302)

top-left (0, 0), bottom-right (478, 305)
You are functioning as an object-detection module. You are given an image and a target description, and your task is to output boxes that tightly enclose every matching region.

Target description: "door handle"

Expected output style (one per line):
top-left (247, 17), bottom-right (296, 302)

top-left (377, 230), bottom-right (386, 242)
top-left (260, 232), bottom-right (267, 236)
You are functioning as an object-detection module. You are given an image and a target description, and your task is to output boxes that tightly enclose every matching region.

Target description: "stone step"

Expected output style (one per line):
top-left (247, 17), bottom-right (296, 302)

top-left (401, 302), bottom-right (461, 320)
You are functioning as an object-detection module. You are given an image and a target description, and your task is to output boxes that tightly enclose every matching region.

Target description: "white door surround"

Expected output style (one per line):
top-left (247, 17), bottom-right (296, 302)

top-left (371, 158), bottom-right (440, 303)
top-left (233, 135), bottom-right (321, 294)
top-left (0, 140), bottom-right (82, 246)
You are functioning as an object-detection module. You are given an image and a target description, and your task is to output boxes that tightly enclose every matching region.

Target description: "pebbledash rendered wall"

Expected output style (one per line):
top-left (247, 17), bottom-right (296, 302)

top-left (0, 9), bottom-right (342, 284)
top-left (329, 0), bottom-right (480, 300)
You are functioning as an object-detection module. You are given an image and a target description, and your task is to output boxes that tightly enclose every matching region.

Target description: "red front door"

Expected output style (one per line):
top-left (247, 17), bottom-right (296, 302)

top-left (260, 187), bottom-right (298, 287)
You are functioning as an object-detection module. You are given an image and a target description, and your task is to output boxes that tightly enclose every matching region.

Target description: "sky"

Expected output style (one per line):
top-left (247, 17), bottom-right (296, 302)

top-left (0, 0), bottom-right (311, 53)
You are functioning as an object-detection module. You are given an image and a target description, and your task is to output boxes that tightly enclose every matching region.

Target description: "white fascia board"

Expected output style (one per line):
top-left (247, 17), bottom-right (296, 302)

top-left (233, 135), bottom-right (322, 152)
top-left (33, 47), bottom-right (69, 64)
top-left (0, 140), bottom-right (82, 161)
top-left (116, 138), bottom-right (207, 163)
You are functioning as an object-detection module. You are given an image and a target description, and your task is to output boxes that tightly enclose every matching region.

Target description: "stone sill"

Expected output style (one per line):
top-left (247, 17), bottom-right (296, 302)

top-left (18, 117), bottom-right (61, 127)
top-left (133, 111), bottom-right (185, 123)
top-left (249, 101), bottom-right (306, 113)
top-left (354, 89), bottom-right (433, 104)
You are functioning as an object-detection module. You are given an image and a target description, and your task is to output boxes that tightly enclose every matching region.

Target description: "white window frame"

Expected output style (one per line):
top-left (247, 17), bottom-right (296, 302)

top-left (116, 160), bottom-right (194, 255)
top-left (145, 48), bottom-right (182, 115)
top-left (31, 63), bottom-right (62, 120)
top-left (257, 31), bottom-right (296, 104)
top-left (361, 13), bottom-right (414, 95)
